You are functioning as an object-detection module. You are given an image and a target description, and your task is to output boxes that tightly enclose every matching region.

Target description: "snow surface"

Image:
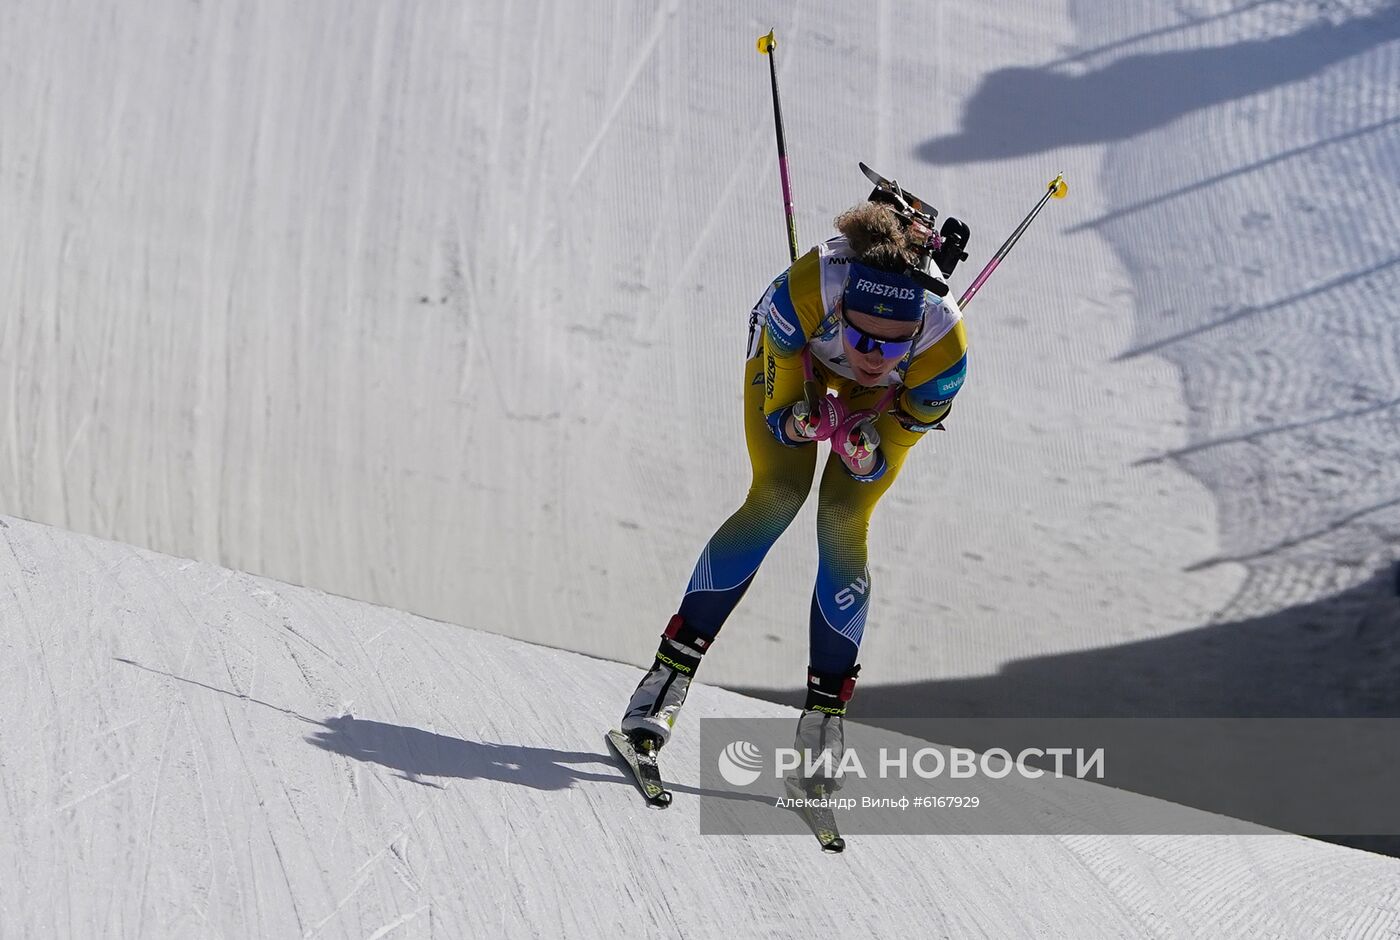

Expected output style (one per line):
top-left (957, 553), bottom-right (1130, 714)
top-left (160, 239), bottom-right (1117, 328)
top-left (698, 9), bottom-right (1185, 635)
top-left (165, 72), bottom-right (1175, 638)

top-left (1067, 0), bottom-right (1400, 631)
top-left (0, 0), bottom-right (1251, 698)
top-left (2, 514), bottom-right (1398, 938)
top-left (3, 0), bottom-right (1400, 932)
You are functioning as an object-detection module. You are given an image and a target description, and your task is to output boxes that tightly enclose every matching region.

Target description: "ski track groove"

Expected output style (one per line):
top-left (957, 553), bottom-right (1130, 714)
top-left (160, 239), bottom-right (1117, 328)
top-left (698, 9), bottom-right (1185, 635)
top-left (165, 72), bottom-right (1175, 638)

top-left (183, 681), bottom-right (218, 938)
top-left (326, 771), bottom-right (356, 861)
top-left (50, 774), bottom-right (131, 815)
top-left (304, 810), bottom-right (427, 940)
top-left (133, 700), bottom-right (180, 938)
top-left (1064, 836), bottom-right (1189, 938)
top-left (130, 546), bottom-right (217, 934)
top-left (365, 904), bottom-right (428, 940)
top-left (1139, 394), bottom-right (1400, 464)
top-left (595, 129), bottom-right (764, 433)
top-left (1069, 112), bottom-right (1400, 232)
top-left (1193, 492), bottom-right (1400, 568)
top-left (1044, 0), bottom-right (1283, 69)
top-left (623, 0), bottom-right (807, 375)
top-left (876, 0), bottom-right (890, 161)
top-left (563, 0), bottom-right (677, 192)
top-left (232, 696), bottom-right (306, 936)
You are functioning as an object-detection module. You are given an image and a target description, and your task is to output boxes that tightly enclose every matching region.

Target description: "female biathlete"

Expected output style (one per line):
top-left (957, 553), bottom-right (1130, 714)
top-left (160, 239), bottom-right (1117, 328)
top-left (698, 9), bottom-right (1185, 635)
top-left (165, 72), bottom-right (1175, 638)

top-left (619, 199), bottom-right (969, 790)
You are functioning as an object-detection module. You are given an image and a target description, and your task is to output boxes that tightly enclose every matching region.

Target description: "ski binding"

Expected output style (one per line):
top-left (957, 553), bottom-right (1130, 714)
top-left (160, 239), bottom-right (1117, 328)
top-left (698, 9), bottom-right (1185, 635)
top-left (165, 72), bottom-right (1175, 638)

top-left (606, 729), bottom-right (673, 808)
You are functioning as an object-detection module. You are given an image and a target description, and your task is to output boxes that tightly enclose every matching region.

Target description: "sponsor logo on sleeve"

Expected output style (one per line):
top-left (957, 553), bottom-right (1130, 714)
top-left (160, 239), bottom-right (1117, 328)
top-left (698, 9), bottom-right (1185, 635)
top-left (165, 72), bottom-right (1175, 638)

top-left (768, 305), bottom-right (798, 338)
top-left (933, 356), bottom-right (967, 397)
top-left (934, 372), bottom-right (964, 397)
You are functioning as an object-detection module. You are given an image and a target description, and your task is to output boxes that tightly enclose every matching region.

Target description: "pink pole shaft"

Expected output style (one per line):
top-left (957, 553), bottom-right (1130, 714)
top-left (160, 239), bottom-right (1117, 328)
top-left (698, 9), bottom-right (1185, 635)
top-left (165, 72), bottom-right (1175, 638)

top-left (958, 257), bottom-right (1001, 309)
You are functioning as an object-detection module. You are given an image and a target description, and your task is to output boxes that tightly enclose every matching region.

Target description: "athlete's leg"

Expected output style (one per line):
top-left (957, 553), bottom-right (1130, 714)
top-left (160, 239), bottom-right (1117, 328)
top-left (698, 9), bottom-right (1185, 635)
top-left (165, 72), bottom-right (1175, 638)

top-left (794, 412), bottom-right (924, 785)
top-left (622, 347), bottom-right (818, 745)
top-left (677, 349), bottom-right (819, 637)
top-left (807, 407), bottom-right (922, 674)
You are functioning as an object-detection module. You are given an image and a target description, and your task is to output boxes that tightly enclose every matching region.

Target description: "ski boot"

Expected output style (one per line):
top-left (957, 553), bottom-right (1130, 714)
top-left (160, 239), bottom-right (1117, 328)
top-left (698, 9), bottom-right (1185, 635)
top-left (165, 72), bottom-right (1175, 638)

top-left (784, 665), bottom-right (860, 851)
top-left (789, 664), bottom-right (860, 794)
top-left (619, 614), bottom-right (715, 750)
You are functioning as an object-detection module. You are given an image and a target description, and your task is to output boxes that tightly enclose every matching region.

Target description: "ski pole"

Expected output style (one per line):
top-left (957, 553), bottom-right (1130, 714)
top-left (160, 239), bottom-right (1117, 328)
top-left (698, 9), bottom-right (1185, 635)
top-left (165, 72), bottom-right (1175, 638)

top-left (756, 29), bottom-right (821, 408)
top-left (757, 29), bottom-right (799, 264)
top-left (957, 174), bottom-right (1068, 310)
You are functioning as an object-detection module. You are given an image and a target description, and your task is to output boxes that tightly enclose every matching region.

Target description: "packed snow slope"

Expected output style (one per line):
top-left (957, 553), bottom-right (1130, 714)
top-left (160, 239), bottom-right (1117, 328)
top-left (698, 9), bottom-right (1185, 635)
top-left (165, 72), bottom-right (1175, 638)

top-left (0, 0), bottom-right (1242, 698)
top-left (2, 514), bottom-right (1398, 938)
top-left (1046, 0), bottom-right (1400, 645)
top-left (1, 1), bottom-right (1396, 706)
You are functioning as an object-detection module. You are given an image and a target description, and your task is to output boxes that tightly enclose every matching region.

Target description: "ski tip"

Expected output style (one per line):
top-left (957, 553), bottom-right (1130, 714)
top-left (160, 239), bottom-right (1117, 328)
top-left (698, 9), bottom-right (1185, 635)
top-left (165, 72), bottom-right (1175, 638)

top-left (821, 835), bottom-right (846, 853)
top-left (756, 29), bottom-right (776, 54)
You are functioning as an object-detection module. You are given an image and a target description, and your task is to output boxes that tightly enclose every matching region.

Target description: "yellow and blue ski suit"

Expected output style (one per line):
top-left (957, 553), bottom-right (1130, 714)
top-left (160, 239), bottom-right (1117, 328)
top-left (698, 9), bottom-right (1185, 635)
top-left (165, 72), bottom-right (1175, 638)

top-left (679, 235), bottom-right (969, 673)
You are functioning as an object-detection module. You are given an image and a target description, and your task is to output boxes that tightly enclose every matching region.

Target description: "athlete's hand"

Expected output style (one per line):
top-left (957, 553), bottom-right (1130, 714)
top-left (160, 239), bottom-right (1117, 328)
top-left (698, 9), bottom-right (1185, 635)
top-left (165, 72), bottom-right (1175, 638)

top-left (789, 393), bottom-right (846, 442)
top-left (835, 412), bottom-right (881, 475)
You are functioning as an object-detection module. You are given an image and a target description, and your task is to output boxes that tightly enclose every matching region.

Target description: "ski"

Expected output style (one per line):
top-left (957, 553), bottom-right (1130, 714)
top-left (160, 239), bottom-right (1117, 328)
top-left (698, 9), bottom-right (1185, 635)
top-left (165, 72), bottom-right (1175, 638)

top-left (606, 729), bottom-right (673, 808)
top-left (784, 775), bottom-right (847, 852)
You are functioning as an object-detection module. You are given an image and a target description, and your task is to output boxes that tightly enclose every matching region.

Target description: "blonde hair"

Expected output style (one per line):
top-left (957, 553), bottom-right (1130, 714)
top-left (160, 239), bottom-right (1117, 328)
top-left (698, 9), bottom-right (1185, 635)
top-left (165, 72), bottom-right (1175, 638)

top-left (833, 202), bottom-right (923, 271)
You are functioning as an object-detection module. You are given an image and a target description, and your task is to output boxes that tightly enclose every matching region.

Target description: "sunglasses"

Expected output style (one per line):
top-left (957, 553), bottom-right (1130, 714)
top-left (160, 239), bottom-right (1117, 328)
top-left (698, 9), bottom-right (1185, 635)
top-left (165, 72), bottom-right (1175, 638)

top-left (840, 307), bottom-right (920, 359)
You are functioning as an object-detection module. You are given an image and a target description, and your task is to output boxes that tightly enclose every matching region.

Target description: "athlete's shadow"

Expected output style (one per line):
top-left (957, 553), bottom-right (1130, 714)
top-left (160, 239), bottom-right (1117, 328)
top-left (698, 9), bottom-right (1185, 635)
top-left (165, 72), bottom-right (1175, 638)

top-left (305, 715), bottom-right (618, 791)
top-left (114, 656), bottom-right (767, 805)
top-left (918, 6), bottom-right (1400, 163)
top-left (306, 716), bottom-right (773, 806)
top-left (310, 717), bottom-right (785, 808)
